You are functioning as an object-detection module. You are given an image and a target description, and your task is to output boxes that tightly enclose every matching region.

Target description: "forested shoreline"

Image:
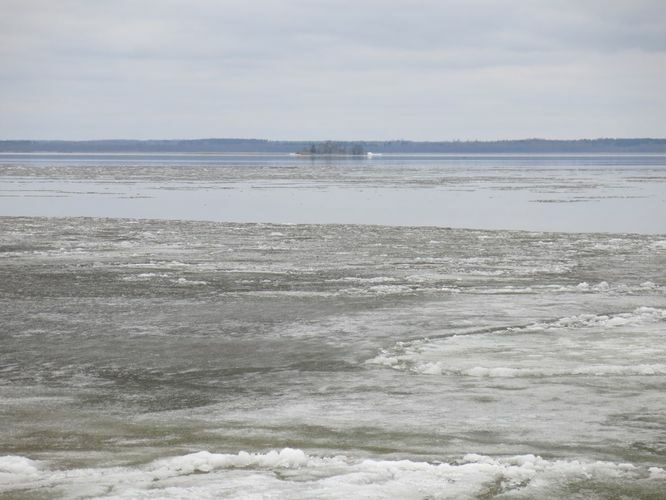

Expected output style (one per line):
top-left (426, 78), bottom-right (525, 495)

top-left (2, 138), bottom-right (666, 153)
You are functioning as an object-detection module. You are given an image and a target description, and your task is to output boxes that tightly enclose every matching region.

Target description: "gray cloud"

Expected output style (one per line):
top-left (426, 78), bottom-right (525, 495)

top-left (1, 0), bottom-right (665, 139)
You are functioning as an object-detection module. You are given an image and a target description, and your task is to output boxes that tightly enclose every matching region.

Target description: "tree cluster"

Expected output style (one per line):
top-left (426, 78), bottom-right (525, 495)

top-left (298, 141), bottom-right (366, 155)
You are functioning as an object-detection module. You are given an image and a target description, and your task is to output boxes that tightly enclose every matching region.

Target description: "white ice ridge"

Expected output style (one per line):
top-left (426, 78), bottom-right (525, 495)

top-left (368, 348), bottom-right (666, 377)
top-left (366, 306), bottom-right (666, 377)
top-left (412, 363), bottom-right (666, 377)
top-left (525, 306), bottom-right (666, 330)
top-left (0, 455), bottom-right (42, 476)
top-left (150, 448), bottom-right (309, 477)
top-left (1, 450), bottom-right (663, 499)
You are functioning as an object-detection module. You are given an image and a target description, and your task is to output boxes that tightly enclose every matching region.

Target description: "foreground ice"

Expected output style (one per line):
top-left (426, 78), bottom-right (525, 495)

top-left (1, 449), bottom-right (664, 499)
top-left (1, 216), bottom-right (664, 498)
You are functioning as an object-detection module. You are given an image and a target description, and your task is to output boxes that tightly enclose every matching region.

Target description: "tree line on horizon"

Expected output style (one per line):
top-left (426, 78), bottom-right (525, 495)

top-left (1, 138), bottom-right (665, 153)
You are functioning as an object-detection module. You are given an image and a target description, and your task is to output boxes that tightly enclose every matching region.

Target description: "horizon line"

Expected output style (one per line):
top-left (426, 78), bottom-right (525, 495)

top-left (2, 136), bottom-right (666, 142)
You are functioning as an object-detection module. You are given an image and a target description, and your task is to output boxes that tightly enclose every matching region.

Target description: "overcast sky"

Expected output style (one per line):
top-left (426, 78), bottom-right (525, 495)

top-left (1, 0), bottom-right (665, 140)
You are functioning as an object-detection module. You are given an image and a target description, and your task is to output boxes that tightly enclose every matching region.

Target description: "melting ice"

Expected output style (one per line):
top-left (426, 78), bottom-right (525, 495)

top-left (1, 154), bottom-right (665, 498)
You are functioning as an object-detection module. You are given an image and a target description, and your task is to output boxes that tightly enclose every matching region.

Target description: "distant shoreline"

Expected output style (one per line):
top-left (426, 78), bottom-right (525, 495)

top-left (2, 152), bottom-right (666, 158)
top-left (1, 138), bottom-right (666, 154)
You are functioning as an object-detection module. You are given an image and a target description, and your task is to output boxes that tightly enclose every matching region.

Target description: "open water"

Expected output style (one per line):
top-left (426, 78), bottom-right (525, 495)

top-left (0, 154), bottom-right (665, 498)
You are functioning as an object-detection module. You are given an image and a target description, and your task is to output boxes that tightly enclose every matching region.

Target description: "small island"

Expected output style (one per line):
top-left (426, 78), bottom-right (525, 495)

top-left (296, 141), bottom-right (366, 156)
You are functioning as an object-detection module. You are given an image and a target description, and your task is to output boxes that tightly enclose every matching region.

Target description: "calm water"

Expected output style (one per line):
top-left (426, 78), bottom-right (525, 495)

top-left (1, 155), bottom-right (665, 498)
top-left (1, 153), bottom-right (665, 232)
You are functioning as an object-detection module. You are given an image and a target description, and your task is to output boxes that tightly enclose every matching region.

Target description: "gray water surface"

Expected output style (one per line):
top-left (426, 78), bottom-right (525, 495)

top-left (1, 155), bottom-right (665, 499)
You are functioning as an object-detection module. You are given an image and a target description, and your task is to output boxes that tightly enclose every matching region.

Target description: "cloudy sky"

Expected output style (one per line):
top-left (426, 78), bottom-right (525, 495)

top-left (1, 0), bottom-right (665, 140)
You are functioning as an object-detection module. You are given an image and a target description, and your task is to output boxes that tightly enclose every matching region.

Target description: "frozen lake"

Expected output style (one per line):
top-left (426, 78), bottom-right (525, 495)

top-left (1, 154), bottom-right (665, 498)
top-left (1, 153), bottom-right (665, 233)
